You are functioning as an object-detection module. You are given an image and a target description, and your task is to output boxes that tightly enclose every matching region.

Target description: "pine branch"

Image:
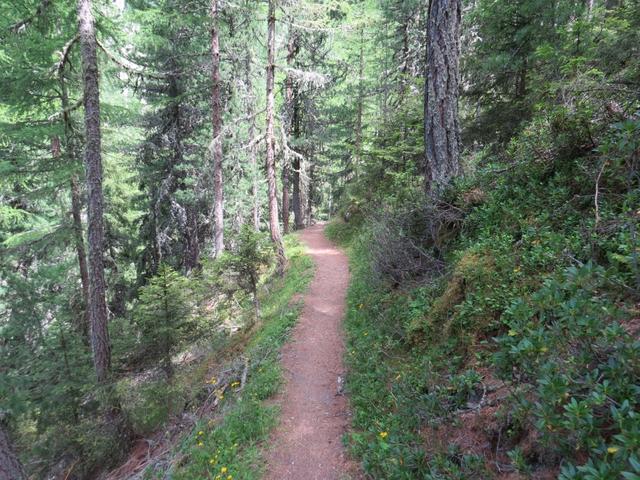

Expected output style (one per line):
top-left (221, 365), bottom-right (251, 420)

top-left (96, 39), bottom-right (169, 80)
top-left (7, 0), bottom-right (52, 34)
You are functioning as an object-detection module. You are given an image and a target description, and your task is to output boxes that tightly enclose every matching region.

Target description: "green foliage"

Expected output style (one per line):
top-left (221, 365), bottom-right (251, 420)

top-left (135, 264), bottom-right (194, 376)
top-left (334, 56), bottom-right (640, 474)
top-left (164, 237), bottom-right (313, 479)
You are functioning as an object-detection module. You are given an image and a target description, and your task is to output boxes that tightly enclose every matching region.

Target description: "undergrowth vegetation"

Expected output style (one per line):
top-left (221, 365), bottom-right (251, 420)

top-left (328, 109), bottom-right (640, 478)
top-left (142, 236), bottom-right (313, 479)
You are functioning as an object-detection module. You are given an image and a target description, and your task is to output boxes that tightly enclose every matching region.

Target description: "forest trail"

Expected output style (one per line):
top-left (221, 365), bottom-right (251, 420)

top-left (264, 224), bottom-right (358, 480)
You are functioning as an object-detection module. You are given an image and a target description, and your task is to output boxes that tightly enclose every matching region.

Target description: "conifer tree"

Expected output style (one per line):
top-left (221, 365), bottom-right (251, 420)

top-left (265, 0), bottom-right (287, 275)
top-left (424, 0), bottom-right (462, 193)
top-left (77, 0), bottom-right (111, 383)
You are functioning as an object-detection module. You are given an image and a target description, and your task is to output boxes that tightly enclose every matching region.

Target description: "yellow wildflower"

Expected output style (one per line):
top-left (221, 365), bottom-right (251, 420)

top-left (198, 431), bottom-right (204, 436)
top-left (221, 467), bottom-right (228, 474)
top-left (379, 431), bottom-right (388, 439)
top-left (197, 441), bottom-right (204, 447)
top-left (607, 446), bottom-right (619, 454)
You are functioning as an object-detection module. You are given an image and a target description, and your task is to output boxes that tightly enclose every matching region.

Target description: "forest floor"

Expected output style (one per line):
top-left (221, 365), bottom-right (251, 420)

top-left (263, 224), bottom-right (360, 480)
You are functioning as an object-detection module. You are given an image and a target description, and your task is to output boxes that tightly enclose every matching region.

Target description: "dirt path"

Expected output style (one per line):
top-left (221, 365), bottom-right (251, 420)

top-left (264, 224), bottom-right (357, 480)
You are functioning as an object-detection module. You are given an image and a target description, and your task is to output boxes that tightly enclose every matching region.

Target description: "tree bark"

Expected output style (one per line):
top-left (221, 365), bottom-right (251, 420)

top-left (354, 27), bottom-right (364, 180)
top-left (211, 0), bottom-right (224, 256)
top-left (266, 0), bottom-right (287, 275)
top-left (282, 164), bottom-right (290, 234)
top-left (184, 206), bottom-right (200, 272)
top-left (58, 63), bottom-right (90, 341)
top-left (70, 174), bottom-right (90, 339)
top-left (424, 0), bottom-right (462, 194)
top-left (0, 423), bottom-right (26, 480)
top-left (282, 29), bottom-right (299, 234)
top-left (244, 51), bottom-right (260, 232)
top-left (77, 0), bottom-right (111, 383)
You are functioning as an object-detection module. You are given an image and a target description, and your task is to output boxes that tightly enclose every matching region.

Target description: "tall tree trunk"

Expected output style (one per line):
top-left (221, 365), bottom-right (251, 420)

top-left (211, 0), bottom-right (224, 256)
top-left (291, 91), bottom-right (304, 229)
top-left (244, 52), bottom-right (260, 232)
top-left (70, 174), bottom-right (90, 339)
top-left (266, 0), bottom-right (287, 275)
top-left (281, 165), bottom-right (290, 234)
top-left (424, 0), bottom-right (462, 194)
top-left (77, 0), bottom-right (111, 383)
top-left (306, 160), bottom-right (315, 225)
top-left (0, 423), bottom-right (26, 480)
top-left (250, 119), bottom-right (260, 232)
top-left (354, 27), bottom-right (364, 180)
top-left (282, 29), bottom-right (299, 234)
top-left (59, 68), bottom-right (90, 341)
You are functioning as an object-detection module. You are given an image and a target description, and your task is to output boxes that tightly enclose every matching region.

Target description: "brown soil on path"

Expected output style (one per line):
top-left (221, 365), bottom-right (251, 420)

top-left (264, 223), bottom-right (360, 480)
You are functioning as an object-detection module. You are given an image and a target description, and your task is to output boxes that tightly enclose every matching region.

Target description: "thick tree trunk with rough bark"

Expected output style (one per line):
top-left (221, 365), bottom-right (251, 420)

top-left (266, 0), bottom-right (287, 274)
top-left (77, 0), bottom-right (111, 383)
top-left (424, 0), bottom-right (462, 194)
top-left (0, 424), bottom-right (26, 480)
top-left (211, 0), bottom-right (224, 256)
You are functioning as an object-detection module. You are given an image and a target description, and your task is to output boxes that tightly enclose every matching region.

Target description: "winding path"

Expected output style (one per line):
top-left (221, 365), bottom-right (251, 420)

top-left (264, 224), bottom-right (357, 480)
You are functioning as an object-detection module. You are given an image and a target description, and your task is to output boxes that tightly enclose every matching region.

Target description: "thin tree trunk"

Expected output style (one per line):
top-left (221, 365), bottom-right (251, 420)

top-left (250, 122), bottom-right (260, 231)
top-left (244, 52), bottom-right (261, 232)
top-left (424, 0), bottom-right (462, 194)
top-left (282, 29), bottom-right (299, 234)
top-left (77, 0), bottom-right (111, 383)
top-left (70, 175), bottom-right (90, 339)
top-left (58, 69), bottom-right (90, 341)
top-left (282, 166), bottom-right (290, 234)
top-left (211, 0), bottom-right (224, 256)
top-left (184, 206), bottom-right (200, 272)
top-left (306, 160), bottom-right (315, 225)
top-left (354, 27), bottom-right (364, 179)
top-left (292, 157), bottom-right (303, 229)
top-left (0, 424), bottom-right (26, 480)
top-left (266, 0), bottom-right (287, 275)
top-left (291, 97), bottom-right (303, 229)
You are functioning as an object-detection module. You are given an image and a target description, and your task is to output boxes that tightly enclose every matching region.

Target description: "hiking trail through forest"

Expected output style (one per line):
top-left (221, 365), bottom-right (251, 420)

top-left (264, 224), bottom-right (359, 480)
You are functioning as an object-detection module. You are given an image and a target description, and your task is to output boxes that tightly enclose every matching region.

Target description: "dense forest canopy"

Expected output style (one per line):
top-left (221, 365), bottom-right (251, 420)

top-left (1, 0), bottom-right (639, 478)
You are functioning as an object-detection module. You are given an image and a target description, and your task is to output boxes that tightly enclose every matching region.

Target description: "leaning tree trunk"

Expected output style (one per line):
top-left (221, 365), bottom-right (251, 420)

top-left (0, 423), bottom-right (26, 480)
top-left (211, 0), bottom-right (224, 256)
top-left (266, 0), bottom-right (287, 275)
top-left (424, 0), bottom-right (462, 194)
top-left (77, 0), bottom-right (111, 383)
